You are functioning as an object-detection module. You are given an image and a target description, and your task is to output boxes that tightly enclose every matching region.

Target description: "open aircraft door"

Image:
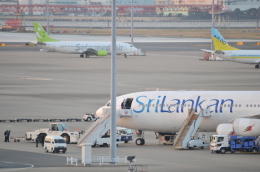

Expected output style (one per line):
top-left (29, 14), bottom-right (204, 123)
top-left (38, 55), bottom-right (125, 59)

top-left (120, 98), bottom-right (133, 117)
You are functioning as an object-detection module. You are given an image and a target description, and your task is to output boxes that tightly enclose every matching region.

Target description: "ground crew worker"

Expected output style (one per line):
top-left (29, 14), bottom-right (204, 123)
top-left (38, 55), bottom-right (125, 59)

top-left (6, 130), bottom-right (11, 142)
top-left (4, 130), bottom-right (8, 142)
top-left (36, 135), bottom-right (40, 147)
top-left (40, 135), bottom-right (44, 147)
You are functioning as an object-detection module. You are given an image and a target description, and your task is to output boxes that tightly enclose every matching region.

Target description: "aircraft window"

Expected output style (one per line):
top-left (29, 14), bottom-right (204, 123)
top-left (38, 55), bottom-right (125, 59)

top-left (228, 104), bottom-right (230, 107)
top-left (239, 104), bottom-right (241, 107)
top-left (152, 104), bottom-right (154, 107)
top-left (258, 104), bottom-right (260, 107)
top-left (184, 104), bottom-right (186, 107)
top-left (250, 104), bottom-right (252, 107)
top-left (166, 104), bottom-right (169, 107)
top-left (246, 104), bottom-right (248, 107)
top-left (224, 104), bottom-right (226, 107)
top-left (220, 104), bottom-right (223, 107)
top-left (235, 104), bottom-right (237, 107)
top-left (254, 104), bottom-right (256, 107)
top-left (106, 101), bottom-right (110, 106)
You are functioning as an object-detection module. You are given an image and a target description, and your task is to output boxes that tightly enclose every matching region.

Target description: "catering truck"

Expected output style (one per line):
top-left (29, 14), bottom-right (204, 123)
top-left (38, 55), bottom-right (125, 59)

top-left (26, 123), bottom-right (79, 144)
top-left (210, 135), bottom-right (260, 154)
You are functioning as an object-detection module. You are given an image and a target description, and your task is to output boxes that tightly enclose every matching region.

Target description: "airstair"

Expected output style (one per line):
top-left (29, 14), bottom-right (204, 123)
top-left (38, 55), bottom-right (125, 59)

top-left (77, 113), bottom-right (111, 146)
top-left (173, 109), bottom-right (210, 149)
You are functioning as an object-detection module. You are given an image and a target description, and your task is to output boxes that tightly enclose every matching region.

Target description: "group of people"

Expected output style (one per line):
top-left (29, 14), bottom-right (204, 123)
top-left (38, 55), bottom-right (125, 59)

top-left (4, 130), bottom-right (11, 142)
top-left (36, 135), bottom-right (45, 147)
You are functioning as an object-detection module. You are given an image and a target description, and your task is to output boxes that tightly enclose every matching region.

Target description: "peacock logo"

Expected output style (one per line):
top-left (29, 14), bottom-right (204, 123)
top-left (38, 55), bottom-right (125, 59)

top-left (244, 124), bottom-right (255, 132)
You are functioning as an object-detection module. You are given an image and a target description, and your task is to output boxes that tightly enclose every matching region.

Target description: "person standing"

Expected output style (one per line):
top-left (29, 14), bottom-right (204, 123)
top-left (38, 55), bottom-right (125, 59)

top-left (6, 130), bottom-right (11, 142)
top-left (4, 130), bottom-right (8, 142)
top-left (36, 135), bottom-right (40, 147)
top-left (40, 135), bottom-right (44, 147)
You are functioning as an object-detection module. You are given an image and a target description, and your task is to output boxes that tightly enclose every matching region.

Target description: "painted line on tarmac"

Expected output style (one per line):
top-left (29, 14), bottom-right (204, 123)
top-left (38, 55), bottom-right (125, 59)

top-left (0, 161), bottom-right (34, 171)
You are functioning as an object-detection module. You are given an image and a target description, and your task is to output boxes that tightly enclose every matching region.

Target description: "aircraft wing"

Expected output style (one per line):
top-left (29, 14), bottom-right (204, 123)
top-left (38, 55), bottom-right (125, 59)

top-left (201, 49), bottom-right (215, 53)
top-left (81, 48), bottom-right (97, 55)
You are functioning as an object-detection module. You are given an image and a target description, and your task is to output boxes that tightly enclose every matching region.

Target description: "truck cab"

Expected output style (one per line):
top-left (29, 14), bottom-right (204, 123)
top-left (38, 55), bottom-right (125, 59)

top-left (210, 135), bottom-right (229, 154)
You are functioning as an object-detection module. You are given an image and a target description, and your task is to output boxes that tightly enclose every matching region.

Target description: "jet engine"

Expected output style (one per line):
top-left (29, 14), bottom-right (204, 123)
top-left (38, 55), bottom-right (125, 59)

top-left (233, 118), bottom-right (260, 136)
top-left (96, 50), bottom-right (107, 56)
top-left (216, 123), bottom-right (234, 135)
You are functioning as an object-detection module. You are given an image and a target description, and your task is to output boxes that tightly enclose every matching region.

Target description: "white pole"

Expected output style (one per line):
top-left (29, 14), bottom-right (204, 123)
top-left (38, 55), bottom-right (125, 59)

top-left (110, 0), bottom-right (117, 164)
top-left (46, 0), bottom-right (49, 34)
top-left (211, 0), bottom-right (215, 60)
top-left (131, 0), bottom-right (134, 46)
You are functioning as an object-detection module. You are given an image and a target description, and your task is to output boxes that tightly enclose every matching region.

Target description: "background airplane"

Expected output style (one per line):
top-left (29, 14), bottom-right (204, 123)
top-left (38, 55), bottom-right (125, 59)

top-left (33, 22), bottom-right (137, 58)
top-left (96, 91), bottom-right (260, 145)
top-left (202, 28), bottom-right (260, 68)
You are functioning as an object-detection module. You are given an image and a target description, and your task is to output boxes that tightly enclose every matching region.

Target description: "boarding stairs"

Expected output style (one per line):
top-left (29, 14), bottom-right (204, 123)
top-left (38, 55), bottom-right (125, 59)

top-left (77, 113), bottom-right (111, 146)
top-left (173, 109), bottom-right (210, 149)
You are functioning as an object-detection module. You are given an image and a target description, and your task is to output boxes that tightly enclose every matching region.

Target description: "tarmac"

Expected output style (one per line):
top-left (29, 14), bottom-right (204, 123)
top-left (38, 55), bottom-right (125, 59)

top-left (1, 33), bottom-right (260, 172)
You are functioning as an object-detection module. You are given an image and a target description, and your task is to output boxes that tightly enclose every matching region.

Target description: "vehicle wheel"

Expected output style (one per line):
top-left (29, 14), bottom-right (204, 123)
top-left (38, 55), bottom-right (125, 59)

top-left (45, 147), bottom-right (48, 153)
top-left (255, 64), bottom-right (259, 68)
top-left (61, 134), bottom-right (70, 144)
top-left (135, 138), bottom-right (145, 145)
top-left (231, 151), bottom-right (235, 153)
top-left (201, 146), bottom-right (204, 149)
top-left (52, 148), bottom-right (55, 153)
top-left (252, 148), bottom-right (258, 153)
top-left (63, 151), bottom-right (66, 153)
top-left (124, 141), bottom-right (128, 143)
top-left (216, 151), bottom-right (220, 154)
top-left (17, 140), bottom-right (20, 142)
top-left (14, 139), bottom-right (16, 142)
top-left (87, 118), bottom-right (90, 121)
top-left (80, 54), bottom-right (84, 58)
top-left (92, 143), bottom-right (96, 147)
top-left (103, 143), bottom-right (108, 147)
top-left (220, 148), bottom-right (226, 154)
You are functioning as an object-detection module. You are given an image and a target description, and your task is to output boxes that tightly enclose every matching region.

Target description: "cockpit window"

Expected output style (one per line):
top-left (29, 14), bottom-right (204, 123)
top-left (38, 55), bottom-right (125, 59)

top-left (106, 101), bottom-right (111, 106)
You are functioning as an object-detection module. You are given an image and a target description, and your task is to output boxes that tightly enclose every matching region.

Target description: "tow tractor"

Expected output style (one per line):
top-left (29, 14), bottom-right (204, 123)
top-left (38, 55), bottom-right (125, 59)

top-left (26, 122), bottom-right (79, 143)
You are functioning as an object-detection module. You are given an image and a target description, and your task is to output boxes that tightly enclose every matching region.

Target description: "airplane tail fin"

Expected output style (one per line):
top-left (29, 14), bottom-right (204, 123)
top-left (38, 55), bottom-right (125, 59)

top-left (33, 22), bottom-right (59, 42)
top-left (211, 28), bottom-right (240, 51)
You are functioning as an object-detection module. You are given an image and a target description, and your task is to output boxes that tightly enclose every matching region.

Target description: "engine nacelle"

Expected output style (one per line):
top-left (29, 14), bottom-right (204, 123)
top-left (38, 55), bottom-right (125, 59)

top-left (216, 123), bottom-right (235, 135)
top-left (233, 118), bottom-right (260, 136)
top-left (97, 50), bottom-right (107, 56)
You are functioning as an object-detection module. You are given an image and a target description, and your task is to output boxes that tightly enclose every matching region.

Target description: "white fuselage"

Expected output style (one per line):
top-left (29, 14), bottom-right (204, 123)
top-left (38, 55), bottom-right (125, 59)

top-left (96, 91), bottom-right (260, 133)
top-left (218, 50), bottom-right (260, 64)
top-left (38, 41), bottom-right (137, 55)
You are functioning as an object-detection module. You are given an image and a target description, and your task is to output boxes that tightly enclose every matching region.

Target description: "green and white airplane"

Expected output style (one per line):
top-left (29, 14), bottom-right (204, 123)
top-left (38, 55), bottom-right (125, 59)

top-left (33, 22), bottom-right (137, 58)
top-left (202, 28), bottom-right (260, 68)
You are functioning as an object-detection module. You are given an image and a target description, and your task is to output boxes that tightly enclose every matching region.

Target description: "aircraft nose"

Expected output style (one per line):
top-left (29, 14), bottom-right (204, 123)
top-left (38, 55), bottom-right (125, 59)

top-left (96, 107), bottom-right (103, 118)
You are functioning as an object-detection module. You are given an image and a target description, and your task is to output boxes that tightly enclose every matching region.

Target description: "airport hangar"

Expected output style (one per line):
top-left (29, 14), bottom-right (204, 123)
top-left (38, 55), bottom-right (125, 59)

top-left (1, 33), bottom-right (260, 172)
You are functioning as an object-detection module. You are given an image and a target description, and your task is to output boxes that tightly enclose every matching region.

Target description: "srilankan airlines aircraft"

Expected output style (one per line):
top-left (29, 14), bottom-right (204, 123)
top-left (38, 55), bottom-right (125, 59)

top-left (96, 91), bottom-right (260, 145)
top-left (33, 22), bottom-right (137, 58)
top-left (202, 28), bottom-right (260, 68)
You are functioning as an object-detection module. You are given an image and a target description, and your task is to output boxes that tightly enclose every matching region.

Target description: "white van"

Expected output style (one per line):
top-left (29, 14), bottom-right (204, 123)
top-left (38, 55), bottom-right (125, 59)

top-left (44, 135), bottom-right (67, 153)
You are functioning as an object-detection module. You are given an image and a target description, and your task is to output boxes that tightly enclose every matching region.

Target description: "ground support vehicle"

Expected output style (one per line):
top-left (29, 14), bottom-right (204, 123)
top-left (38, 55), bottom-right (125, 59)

top-left (82, 113), bottom-right (97, 121)
top-left (26, 122), bottom-right (79, 144)
top-left (117, 127), bottom-right (133, 143)
top-left (187, 133), bottom-right (209, 149)
top-left (210, 135), bottom-right (260, 154)
top-left (10, 137), bottom-right (26, 142)
top-left (44, 135), bottom-right (67, 153)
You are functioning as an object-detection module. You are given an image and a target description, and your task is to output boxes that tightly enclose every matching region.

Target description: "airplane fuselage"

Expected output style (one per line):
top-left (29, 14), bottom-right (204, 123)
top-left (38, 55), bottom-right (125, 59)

top-left (38, 41), bottom-right (137, 55)
top-left (217, 50), bottom-right (260, 64)
top-left (97, 91), bottom-right (260, 133)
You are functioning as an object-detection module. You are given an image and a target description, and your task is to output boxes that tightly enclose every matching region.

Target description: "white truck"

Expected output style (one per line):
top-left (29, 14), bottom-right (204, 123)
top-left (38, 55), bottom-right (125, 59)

top-left (187, 133), bottom-right (209, 149)
top-left (26, 122), bottom-right (79, 143)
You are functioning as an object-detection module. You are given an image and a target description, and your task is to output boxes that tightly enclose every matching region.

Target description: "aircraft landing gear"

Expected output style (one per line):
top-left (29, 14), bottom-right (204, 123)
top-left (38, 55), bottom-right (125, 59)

top-left (255, 64), bottom-right (259, 68)
top-left (85, 53), bottom-right (90, 58)
top-left (135, 130), bottom-right (145, 145)
top-left (135, 138), bottom-right (145, 145)
top-left (124, 54), bottom-right (127, 58)
top-left (80, 54), bottom-right (84, 58)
